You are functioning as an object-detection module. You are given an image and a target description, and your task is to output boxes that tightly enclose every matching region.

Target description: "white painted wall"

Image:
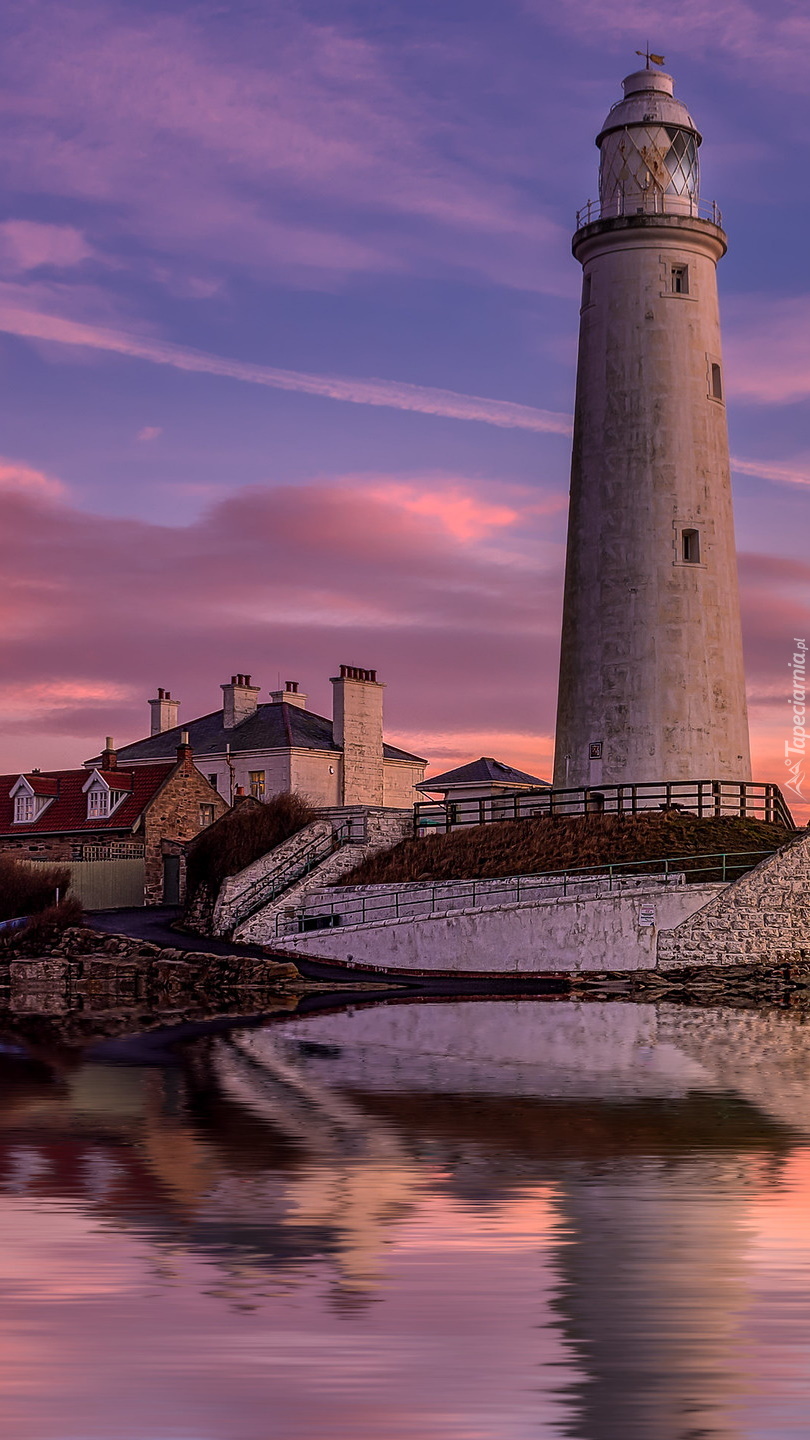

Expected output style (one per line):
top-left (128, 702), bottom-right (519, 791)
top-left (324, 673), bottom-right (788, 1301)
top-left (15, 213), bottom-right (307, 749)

top-left (276, 882), bottom-right (723, 974)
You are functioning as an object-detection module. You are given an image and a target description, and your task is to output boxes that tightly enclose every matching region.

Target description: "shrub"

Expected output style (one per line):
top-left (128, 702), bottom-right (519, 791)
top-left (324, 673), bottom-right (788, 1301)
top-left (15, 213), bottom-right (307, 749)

top-left (1, 897), bottom-right (85, 954)
top-left (0, 854), bottom-right (72, 923)
top-left (185, 791), bottom-right (318, 904)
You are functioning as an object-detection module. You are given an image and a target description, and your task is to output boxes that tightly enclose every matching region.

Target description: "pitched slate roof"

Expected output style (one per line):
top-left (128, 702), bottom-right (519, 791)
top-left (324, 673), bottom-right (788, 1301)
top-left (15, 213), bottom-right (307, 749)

top-left (0, 764), bottom-right (175, 837)
top-left (416, 757), bottom-right (551, 791)
top-left (87, 702), bottom-right (425, 766)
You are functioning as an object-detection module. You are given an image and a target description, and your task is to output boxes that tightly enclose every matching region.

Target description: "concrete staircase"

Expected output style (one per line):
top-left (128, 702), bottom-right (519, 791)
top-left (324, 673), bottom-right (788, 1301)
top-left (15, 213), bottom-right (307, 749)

top-left (210, 806), bottom-right (414, 943)
top-left (233, 843), bottom-right (370, 943)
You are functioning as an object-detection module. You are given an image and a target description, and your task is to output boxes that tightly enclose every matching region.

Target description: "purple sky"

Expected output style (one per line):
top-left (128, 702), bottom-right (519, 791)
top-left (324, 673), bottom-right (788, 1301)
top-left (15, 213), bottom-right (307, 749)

top-left (1, 0), bottom-right (809, 796)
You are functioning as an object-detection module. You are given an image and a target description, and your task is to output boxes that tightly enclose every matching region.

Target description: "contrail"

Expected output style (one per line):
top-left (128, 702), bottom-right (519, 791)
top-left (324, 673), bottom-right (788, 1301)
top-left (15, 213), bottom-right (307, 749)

top-left (0, 303), bottom-right (573, 436)
top-left (731, 456), bottom-right (810, 489)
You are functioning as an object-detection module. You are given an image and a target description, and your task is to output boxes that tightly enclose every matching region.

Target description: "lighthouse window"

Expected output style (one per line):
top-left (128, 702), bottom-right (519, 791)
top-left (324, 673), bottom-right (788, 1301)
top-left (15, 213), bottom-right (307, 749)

top-left (682, 529), bottom-right (701, 564)
top-left (581, 274), bottom-right (592, 309)
top-left (671, 265), bottom-right (689, 295)
top-left (711, 363), bottom-right (723, 400)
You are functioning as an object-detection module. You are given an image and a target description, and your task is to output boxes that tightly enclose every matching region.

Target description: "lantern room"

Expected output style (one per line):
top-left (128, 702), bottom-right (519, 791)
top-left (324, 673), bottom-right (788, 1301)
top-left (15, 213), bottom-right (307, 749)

top-left (596, 67), bottom-right (702, 219)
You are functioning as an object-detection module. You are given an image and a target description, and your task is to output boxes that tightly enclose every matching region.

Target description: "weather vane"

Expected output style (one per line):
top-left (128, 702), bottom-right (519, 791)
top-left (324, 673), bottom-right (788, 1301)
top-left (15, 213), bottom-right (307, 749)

top-left (636, 45), bottom-right (665, 68)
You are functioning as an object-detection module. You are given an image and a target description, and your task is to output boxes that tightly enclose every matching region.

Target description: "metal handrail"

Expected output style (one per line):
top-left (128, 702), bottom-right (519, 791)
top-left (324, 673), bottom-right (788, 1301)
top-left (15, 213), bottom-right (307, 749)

top-left (414, 779), bottom-right (795, 834)
top-left (576, 195), bottom-right (722, 229)
top-left (280, 846), bottom-right (777, 935)
top-left (225, 821), bottom-right (354, 929)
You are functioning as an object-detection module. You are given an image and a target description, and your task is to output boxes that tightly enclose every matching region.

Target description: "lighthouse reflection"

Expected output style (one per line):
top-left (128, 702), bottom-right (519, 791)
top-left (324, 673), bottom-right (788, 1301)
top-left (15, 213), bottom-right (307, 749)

top-left (1, 998), bottom-right (809, 1438)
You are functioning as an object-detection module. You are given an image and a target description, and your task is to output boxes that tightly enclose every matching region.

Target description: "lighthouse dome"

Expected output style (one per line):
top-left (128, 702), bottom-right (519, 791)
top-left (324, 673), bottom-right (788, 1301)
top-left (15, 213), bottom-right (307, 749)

top-left (596, 68), bottom-right (702, 218)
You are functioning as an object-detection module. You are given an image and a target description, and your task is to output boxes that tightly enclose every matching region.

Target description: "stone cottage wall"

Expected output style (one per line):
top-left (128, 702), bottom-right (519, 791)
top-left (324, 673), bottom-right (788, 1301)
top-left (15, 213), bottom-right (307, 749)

top-left (143, 762), bottom-right (228, 904)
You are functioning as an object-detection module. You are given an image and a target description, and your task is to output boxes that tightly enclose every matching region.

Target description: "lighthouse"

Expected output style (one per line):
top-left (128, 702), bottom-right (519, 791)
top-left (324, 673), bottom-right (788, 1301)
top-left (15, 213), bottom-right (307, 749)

top-left (553, 63), bottom-right (752, 791)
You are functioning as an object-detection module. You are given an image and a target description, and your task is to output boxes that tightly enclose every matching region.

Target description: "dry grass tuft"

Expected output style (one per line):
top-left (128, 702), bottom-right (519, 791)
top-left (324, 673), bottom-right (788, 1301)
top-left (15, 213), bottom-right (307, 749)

top-left (0, 855), bottom-right (72, 922)
top-left (186, 791), bottom-right (317, 903)
top-left (337, 811), bottom-right (797, 887)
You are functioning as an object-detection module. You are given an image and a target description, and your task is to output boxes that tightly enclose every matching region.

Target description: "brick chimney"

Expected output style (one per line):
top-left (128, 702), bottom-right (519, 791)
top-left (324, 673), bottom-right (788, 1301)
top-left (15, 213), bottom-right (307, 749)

top-left (150, 687), bottom-right (181, 735)
top-left (269, 680), bottom-right (307, 709)
top-left (176, 729), bottom-right (194, 775)
top-left (221, 673), bottom-right (260, 729)
top-left (101, 737), bottom-right (117, 770)
top-left (330, 665), bottom-right (385, 805)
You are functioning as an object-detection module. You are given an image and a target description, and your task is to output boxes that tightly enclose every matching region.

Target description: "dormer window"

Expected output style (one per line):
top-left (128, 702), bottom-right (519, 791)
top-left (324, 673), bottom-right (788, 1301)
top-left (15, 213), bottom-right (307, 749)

top-left (81, 770), bottom-right (130, 821)
top-left (87, 787), bottom-right (109, 819)
top-left (14, 794), bottom-right (35, 823)
top-left (9, 777), bottom-right (56, 824)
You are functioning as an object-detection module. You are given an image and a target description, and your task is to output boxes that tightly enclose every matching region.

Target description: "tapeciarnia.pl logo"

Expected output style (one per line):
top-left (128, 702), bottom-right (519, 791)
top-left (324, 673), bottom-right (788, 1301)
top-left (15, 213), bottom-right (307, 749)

top-left (785, 638), bottom-right (807, 800)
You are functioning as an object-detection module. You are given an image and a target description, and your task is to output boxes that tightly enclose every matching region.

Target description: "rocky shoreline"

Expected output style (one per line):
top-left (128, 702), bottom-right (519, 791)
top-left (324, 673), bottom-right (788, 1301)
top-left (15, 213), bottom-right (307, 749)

top-left (0, 925), bottom-right (349, 1016)
top-left (570, 960), bottom-right (810, 1007)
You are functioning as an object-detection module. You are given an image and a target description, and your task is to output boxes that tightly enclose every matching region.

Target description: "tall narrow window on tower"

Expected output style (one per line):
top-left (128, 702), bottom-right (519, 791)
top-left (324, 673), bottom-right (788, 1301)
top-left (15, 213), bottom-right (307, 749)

top-left (711, 362), bottom-right (723, 401)
top-left (671, 264), bottom-right (689, 294)
top-left (682, 529), bottom-right (701, 564)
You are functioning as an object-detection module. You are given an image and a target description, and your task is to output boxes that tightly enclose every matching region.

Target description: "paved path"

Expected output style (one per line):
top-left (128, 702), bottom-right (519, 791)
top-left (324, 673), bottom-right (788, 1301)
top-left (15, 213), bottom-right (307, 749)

top-left (85, 907), bottom-right (398, 987)
top-left (85, 908), bottom-right (568, 997)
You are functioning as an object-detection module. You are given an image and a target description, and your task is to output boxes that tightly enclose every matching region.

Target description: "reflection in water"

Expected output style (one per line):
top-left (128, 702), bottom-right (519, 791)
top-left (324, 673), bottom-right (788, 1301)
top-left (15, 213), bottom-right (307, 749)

top-left (0, 999), bottom-right (809, 1438)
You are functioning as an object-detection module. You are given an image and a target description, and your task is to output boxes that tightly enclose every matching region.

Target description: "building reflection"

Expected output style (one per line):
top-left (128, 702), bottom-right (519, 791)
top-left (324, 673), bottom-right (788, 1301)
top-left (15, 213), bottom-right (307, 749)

top-left (0, 999), bottom-right (807, 1437)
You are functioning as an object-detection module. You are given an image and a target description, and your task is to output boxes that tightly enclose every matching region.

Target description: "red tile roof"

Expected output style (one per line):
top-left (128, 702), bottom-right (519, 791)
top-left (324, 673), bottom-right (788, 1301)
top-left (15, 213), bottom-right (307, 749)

top-left (20, 776), bottom-right (60, 797)
top-left (0, 764), bottom-right (175, 836)
top-left (92, 770), bottom-right (133, 791)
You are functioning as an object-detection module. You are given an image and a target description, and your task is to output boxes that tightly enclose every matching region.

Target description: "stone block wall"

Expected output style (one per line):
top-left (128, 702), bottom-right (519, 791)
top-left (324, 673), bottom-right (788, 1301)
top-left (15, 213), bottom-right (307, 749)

top-left (0, 833), bottom-right (136, 862)
top-left (657, 829), bottom-right (810, 966)
top-left (143, 761), bottom-right (228, 904)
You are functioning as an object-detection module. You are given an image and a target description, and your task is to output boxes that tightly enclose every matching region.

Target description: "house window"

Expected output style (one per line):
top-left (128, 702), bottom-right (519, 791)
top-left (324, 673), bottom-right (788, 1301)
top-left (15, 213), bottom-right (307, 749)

top-left (14, 794), bottom-right (35, 823)
top-left (87, 788), bottom-right (109, 819)
top-left (249, 770), bottom-right (266, 800)
top-left (682, 528), bottom-right (701, 563)
top-left (671, 264), bottom-right (689, 294)
top-left (711, 362), bottom-right (723, 400)
top-left (207, 774), bottom-right (219, 791)
top-left (199, 803), bottom-right (215, 828)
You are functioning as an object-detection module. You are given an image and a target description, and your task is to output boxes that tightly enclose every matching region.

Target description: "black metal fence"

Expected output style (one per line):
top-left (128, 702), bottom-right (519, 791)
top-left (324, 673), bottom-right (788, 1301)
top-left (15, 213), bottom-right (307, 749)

top-left (414, 779), bottom-right (794, 835)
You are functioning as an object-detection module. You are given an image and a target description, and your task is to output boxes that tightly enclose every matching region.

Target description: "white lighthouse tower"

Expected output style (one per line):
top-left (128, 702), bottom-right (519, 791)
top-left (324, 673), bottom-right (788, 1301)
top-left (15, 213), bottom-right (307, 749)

top-left (553, 62), bottom-right (752, 791)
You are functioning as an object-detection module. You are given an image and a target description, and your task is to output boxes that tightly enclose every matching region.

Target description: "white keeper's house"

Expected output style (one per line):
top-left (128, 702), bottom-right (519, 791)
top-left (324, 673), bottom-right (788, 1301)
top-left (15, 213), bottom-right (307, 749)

top-left (86, 666), bottom-right (426, 809)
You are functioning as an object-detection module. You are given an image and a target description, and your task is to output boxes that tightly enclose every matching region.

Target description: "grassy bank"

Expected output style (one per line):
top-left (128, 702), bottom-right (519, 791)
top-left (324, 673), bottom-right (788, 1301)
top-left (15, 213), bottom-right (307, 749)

top-left (337, 811), bottom-right (797, 887)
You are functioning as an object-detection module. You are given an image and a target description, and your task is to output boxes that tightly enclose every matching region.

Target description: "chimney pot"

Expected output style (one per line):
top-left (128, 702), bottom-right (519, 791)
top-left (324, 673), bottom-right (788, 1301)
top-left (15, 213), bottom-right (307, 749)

top-left (150, 688), bottom-right (181, 736)
top-left (221, 673), bottom-right (261, 728)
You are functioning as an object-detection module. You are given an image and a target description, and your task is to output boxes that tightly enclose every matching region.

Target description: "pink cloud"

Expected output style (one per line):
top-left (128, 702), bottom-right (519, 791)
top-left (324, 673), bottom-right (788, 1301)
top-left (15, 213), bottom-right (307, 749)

top-left (0, 459), bottom-right (64, 498)
top-left (542, 0), bottom-right (810, 81)
top-left (361, 482), bottom-right (521, 542)
top-left (0, 220), bottom-right (92, 273)
top-left (0, 470), bottom-right (565, 772)
top-left (724, 296), bottom-right (810, 405)
top-left (0, 2), bottom-right (568, 292)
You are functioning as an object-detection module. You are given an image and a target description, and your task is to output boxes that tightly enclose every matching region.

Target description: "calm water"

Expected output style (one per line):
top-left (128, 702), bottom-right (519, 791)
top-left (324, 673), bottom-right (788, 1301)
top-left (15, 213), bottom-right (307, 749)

top-left (2, 997), bottom-right (810, 1439)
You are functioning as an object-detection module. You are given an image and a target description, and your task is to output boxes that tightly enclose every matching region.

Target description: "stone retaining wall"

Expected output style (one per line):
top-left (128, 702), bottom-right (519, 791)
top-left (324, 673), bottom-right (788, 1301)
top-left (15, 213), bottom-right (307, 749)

top-left (657, 828), bottom-right (810, 966)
